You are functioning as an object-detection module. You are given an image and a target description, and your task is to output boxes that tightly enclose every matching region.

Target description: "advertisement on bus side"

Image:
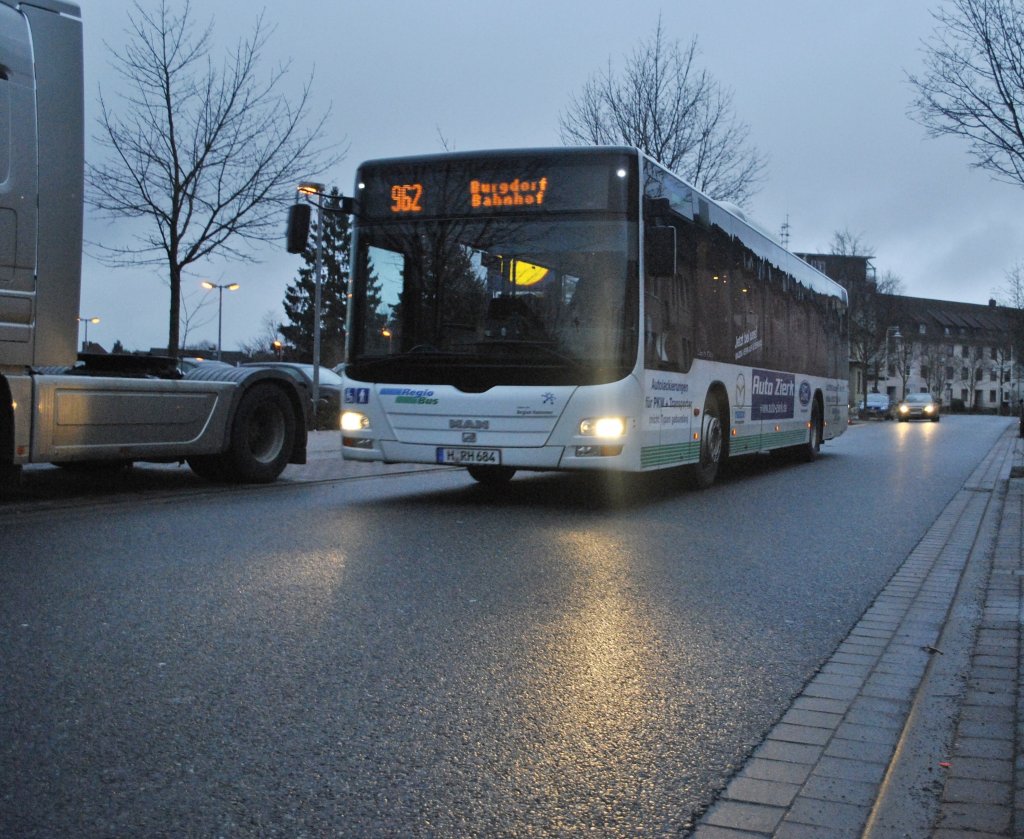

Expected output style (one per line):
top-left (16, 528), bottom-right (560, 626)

top-left (751, 369), bottom-right (796, 421)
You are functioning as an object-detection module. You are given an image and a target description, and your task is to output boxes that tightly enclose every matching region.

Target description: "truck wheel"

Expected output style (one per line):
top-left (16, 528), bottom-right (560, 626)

top-left (186, 454), bottom-right (231, 482)
top-left (224, 384), bottom-right (296, 483)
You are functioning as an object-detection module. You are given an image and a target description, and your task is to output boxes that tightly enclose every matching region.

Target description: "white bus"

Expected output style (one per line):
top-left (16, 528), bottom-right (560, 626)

top-left (339, 147), bottom-right (848, 487)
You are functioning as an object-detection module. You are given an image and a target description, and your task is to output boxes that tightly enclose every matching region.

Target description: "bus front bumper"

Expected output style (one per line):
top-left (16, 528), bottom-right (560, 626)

top-left (342, 439), bottom-right (634, 471)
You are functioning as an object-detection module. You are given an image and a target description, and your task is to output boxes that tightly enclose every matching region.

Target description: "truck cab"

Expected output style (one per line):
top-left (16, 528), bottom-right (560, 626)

top-left (0, 0), bottom-right (310, 489)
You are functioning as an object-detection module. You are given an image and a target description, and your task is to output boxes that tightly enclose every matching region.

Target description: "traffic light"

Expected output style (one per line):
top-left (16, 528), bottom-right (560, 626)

top-left (286, 203), bottom-right (311, 254)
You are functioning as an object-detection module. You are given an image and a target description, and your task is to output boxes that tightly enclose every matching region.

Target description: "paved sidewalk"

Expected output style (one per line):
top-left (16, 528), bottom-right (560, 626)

top-left (692, 423), bottom-right (1024, 838)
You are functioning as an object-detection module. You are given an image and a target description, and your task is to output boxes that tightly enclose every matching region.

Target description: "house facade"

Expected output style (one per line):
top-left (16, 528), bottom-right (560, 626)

top-left (877, 294), bottom-right (1021, 413)
top-left (797, 253), bottom-right (1023, 414)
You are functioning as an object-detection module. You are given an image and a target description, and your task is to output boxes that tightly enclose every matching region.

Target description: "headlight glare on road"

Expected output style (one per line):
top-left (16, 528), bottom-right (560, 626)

top-left (341, 411), bottom-right (370, 431)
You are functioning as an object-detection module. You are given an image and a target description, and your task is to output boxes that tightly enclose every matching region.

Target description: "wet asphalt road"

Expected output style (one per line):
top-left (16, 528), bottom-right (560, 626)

top-left (0, 416), bottom-right (1011, 837)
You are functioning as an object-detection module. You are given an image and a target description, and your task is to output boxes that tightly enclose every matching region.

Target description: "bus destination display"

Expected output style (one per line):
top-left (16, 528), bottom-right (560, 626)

top-left (387, 176), bottom-right (550, 216)
top-left (470, 177), bottom-right (548, 209)
top-left (358, 154), bottom-right (630, 220)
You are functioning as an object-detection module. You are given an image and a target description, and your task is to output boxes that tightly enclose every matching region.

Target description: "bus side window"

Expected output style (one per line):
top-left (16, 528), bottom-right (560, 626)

top-left (732, 241), bottom-right (763, 365)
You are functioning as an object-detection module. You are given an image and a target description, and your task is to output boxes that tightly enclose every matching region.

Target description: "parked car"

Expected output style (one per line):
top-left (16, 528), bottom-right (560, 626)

top-left (897, 392), bottom-right (941, 422)
top-left (858, 392), bottom-right (893, 420)
top-left (241, 362), bottom-right (342, 429)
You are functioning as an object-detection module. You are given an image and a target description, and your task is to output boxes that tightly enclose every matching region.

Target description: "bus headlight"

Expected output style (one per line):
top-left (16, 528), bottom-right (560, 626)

top-left (579, 416), bottom-right (626, 438)
top-left (341, 411), bottom-right (370, 431)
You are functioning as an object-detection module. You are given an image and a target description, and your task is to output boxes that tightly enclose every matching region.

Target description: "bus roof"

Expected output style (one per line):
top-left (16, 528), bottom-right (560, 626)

top-left (355, 145), bottom-right (847, 305)
top-left (356, 145), bottom-right (638, 171)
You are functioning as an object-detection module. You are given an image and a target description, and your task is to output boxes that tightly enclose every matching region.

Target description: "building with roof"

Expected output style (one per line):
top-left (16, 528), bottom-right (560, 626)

top-left (877, 294), bottom-right (1020, 413)
top-left (797, 253), bottom-right (1023, 414)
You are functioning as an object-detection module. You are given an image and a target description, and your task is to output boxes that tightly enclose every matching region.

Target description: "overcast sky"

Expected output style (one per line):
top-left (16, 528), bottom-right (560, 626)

top-left (77, 0), bottom-right (1024, 354)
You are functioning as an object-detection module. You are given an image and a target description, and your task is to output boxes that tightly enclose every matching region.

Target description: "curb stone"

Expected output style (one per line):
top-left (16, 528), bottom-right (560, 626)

top-left (691, 425), bottom-right (1022, 838)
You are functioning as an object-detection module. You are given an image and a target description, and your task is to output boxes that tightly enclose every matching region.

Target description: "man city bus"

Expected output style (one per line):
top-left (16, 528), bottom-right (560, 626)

top-left (338, 147), bottom-right (848, 487)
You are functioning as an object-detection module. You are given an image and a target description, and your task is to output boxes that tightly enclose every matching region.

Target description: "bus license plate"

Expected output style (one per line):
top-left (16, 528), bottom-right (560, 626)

top-left (437, 447), bottom-right (501, 465)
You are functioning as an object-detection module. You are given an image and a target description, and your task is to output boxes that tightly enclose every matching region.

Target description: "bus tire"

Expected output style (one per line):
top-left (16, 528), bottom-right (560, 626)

top-left (797, 400), bottom-right (822, 463)
top-left (467, 465), bottom-right (516, 484)
top-left (223, 383), bottom-right (296, 483)
top-left (690, 394), bottom-right (724, 489)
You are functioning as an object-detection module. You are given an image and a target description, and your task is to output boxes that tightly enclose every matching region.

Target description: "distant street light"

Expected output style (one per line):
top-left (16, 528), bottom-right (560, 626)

top-left (200, 281), bottom-right (240, 360)
top-left (77, 315), bottom-right (100, 352)
top-left (272, 340), bottom-right (283, 359)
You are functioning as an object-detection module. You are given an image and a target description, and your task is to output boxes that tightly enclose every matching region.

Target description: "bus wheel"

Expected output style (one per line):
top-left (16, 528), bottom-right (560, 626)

top-left (691, 396), bottom-right (724, 489)
top-left (467, 465), bottom-right (516, 484)
top-left (797, 401), bottom-right (822, 463)
top-left (223, 383), bottom-right (296, 483)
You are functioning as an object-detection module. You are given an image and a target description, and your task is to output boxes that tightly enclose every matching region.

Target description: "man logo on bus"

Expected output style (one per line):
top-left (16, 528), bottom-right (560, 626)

top-left (799, 380), bottom-right (812, 407)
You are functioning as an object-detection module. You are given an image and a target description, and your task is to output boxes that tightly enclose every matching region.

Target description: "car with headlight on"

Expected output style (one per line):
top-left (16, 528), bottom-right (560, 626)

top-left (897, 392), bottom-right (940, 422)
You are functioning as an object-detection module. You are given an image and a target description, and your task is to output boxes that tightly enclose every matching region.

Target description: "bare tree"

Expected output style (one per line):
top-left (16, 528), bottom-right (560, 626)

top-left (954, 349), bottom-right (985, 409)
top-left (917, 340), bottom-right (951, 399)
top-left (994, 261), bottom-right (1024, 410)
top-left (826, 226), bottom-right (905, 405)
top-left (559, 20), bottom-right (766, 204)
top-left (239, 311), bottom-right (285, 361)
top-left (178, 283), bottom-right (216, 351)
top-left (909, 0), bottom-right (1024, 187)
top-left (890, 334), bottom-right (916, 400)
top-left (1002, 261), bottom-right (1024, 309)
top-left (829, 229), bottom-right (876, 259)
top-left (87, 0), bottom-right (342, 356)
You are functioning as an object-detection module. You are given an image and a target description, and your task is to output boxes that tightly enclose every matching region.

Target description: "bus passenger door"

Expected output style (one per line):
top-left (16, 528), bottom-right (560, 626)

top-left (643, 224), bottom-right (695, 453)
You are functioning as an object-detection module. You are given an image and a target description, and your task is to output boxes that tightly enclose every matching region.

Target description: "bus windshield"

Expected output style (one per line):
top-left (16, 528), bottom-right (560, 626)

top-left (348, 214), bottom-right (638, 389)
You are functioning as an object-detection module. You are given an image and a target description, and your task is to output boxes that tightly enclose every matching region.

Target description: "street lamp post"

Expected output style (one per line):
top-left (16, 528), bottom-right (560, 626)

top-left (77, 315), bottom-right (100, 352)
top-left (200, 281), bottom-right (240, 360)
top-left (885, 325), bottom-right (902, 399)
top-left (297, 182), bottom-right (326, 406)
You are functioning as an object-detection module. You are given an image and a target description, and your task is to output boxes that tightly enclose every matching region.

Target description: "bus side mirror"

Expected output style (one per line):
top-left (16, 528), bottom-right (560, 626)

top-left (646, 225), bottom-right (676, 277)
top-left (286, 203), bottom-right (312, 254)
